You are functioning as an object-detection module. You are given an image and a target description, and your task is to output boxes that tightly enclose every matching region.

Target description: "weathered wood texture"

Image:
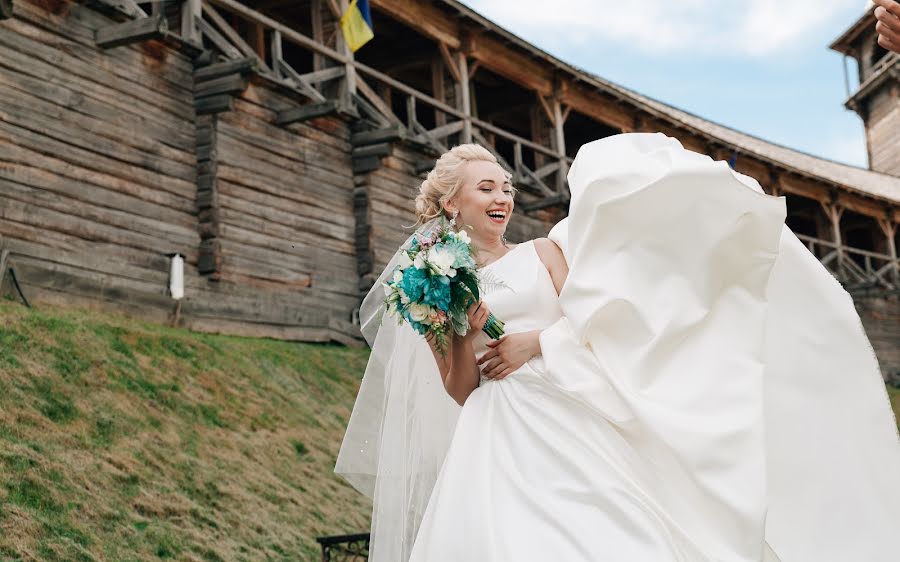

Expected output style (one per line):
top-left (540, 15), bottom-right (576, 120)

top-left (864, 85), bottom-right (900, 177)
top-left (0, 0), bottom-right (359, 344)
top-left (855, 296), bottom-right (900, 383)
top-left (0, 0), bottom-right (201, 319)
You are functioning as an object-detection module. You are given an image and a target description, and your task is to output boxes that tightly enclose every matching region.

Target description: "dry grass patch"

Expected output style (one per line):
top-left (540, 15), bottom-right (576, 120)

top-left (0, 300), bottom-right (371, 561)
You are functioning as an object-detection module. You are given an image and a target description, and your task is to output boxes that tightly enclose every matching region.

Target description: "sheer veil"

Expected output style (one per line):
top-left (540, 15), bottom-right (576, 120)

top-left (334, 217), bottom-right (462, 562)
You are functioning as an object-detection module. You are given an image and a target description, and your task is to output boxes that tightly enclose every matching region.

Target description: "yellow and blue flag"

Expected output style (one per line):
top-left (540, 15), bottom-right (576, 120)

top-left (340, 0), bottom-right (374, 52)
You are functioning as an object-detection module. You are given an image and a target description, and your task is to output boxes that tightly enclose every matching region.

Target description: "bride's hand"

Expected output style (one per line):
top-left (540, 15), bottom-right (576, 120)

top-left (476, 330), bottom-right (541, 381)
top-left (463, 300), bottom-right (490, 342)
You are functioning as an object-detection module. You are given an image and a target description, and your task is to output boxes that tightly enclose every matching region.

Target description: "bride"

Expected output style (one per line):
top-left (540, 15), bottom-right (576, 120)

top-left (335, 133), bottom-right (900, 562)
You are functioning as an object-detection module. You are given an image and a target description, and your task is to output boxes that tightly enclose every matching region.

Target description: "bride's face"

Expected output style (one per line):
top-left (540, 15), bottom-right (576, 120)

top-left (446, 160), bottom-right (514, 239)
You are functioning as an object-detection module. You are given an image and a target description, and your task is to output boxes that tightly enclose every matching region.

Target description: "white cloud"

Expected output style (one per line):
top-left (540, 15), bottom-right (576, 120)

top-left (461, 0), bottom-right (863, 57)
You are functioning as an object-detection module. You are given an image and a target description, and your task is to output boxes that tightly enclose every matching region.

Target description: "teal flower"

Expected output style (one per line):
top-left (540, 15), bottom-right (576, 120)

top-left (400, 266), bottom-right (428, 301)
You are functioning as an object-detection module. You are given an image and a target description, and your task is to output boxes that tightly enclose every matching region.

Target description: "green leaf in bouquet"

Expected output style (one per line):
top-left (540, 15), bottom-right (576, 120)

top-left (457, 269), bottom-right (480, 302)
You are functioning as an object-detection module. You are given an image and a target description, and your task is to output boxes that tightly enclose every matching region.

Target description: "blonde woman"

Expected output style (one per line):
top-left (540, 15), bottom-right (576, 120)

top-left (336, 134), bottom-right (900, 562)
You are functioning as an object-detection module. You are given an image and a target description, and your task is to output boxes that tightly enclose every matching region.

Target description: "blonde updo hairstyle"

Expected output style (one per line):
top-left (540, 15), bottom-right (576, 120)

top-left (414, 143), bottom-right (516, 226)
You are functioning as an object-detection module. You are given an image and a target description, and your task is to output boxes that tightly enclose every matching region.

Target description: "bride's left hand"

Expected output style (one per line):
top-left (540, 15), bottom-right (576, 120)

top-left (477, 330), bottom-right (541, 381)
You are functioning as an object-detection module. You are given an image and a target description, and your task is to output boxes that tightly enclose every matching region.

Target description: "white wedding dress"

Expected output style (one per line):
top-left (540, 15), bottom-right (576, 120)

top-left (409, 239), bottom-right (716, 561)
top-left (337, 133), bottom-right (900, 562)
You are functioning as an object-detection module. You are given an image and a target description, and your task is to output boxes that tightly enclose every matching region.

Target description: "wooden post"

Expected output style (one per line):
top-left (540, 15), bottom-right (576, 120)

top-left (823, 201), bottom-right (846, 280)
top-left (877, 218), bottom-right (899, 285)
top-left (458, 52), bottom-right (472, 143)
top-left (336, 0), bottom-right (357, 113)
top-left (431, 53), bottom-right (447, 128)
top-left (270, 29), bottom-right (282, 79)
top-left (550, 96), bottom-right (567, 194)
top-left (311, 0), bottom-right (326, 73)
top-left (180, 0), bottom-right (202, 46)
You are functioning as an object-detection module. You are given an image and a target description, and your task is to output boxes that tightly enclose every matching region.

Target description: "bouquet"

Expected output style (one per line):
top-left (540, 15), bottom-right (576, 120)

top-left (382, 220), bottom-right (505, 354)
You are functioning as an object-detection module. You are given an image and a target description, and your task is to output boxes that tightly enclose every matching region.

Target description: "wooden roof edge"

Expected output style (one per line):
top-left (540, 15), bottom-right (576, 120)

top-left (589, 81), bottom-right (900, 206)
top-left (429, 1), bottom-right (900, 205)
top-left (829, 7), bottom-right (876, 55)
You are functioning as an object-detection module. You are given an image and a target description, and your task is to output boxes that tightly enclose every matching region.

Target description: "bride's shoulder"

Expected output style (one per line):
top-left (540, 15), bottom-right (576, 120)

top-left (530, 238), bottom-right (568, 294)
top-left (531, 238), bottom-right (565, 263)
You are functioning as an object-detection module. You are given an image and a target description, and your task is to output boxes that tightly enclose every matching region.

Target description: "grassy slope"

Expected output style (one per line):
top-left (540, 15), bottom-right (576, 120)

top-left (0, 300), bottom-right (371, 562)
top-left (1, 300), bottom-right (898, 561)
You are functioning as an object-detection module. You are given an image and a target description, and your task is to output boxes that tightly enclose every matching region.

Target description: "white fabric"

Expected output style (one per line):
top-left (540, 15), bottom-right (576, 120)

top-left (338, 132), bottom-right (900, 562)
top-left (335, 217), bottom-right (462, 562)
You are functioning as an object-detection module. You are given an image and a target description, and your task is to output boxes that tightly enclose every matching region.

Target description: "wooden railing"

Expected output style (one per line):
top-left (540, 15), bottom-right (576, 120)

top-left (795, 233), bottom-right (900, 293)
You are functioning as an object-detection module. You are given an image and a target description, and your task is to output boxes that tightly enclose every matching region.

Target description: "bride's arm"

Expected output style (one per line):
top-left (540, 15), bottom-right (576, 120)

top-left (425, 301), bottom-right (490, 406)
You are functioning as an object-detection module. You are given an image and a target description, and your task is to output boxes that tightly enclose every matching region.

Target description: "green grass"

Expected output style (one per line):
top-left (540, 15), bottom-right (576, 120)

top-left (888, 385), bottom-right (900, 431)
top-left (0, 301), bottom-right (372, 561)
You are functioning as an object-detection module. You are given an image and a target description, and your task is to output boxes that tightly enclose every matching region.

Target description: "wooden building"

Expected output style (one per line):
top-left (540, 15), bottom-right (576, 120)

top-left (0, 0), bottom-right (898, 377)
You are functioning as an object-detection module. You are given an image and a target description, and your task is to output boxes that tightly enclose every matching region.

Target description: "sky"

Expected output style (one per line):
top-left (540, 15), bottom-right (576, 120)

top-left (459, 0), bottom-right (874, 168)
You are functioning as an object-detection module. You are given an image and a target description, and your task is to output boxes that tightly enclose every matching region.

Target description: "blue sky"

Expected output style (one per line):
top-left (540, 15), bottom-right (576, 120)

top-left (460, 0), bottom-right (873, 168)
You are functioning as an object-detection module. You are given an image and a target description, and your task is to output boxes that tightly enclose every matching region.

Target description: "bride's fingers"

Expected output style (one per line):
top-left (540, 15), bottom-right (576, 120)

top-left (494, 367), bottom-right (514, 380)
top-left (476, 349), bottom-right (498, 365)
top-left (481, 357), bottom-right (504, 376)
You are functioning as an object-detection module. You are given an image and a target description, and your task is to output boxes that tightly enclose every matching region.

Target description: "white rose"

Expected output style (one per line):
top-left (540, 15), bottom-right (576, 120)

top-left (427, 247), bottom-right (455, 276)
top-left (413, 252), bottom-right (426, 269)
top-left (392, 270), bottom-right (404, 283)
top-left (399, 288), bottom-right (410, 305)
top-left (398, 252), bottom-right (413, 268)
top-left (408, 303), bottom-right (431, 322)
top-left (456, 230), bottom-right (471, 244)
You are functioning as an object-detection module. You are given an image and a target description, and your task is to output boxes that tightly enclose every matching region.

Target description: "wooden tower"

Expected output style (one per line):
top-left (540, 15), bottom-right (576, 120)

top-left (831, 4), bottom-right (900, 176)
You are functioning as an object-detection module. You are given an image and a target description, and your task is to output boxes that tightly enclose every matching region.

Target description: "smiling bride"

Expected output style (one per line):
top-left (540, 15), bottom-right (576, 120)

top-left (336, 133), bottom-right (900, 562)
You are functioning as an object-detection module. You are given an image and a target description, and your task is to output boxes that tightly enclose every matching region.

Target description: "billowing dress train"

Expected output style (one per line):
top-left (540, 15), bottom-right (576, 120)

top-left (336, 133), bottom-right (900, 562)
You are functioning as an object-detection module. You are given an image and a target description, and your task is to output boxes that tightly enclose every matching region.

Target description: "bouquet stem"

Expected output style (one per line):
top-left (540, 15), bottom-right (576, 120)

top-left (482, 312), bottom-right (505, 339)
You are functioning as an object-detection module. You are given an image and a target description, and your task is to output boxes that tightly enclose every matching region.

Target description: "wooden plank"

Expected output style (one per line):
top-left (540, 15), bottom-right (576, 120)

top-left (275, 58), bottom-right (328, 102)
top-left (196, 94), bottom-right (234, 114)
top-left (195, 74), bottom-right (248, 97)
top-left (274, 100), bottom-right (340, 125)
top-left (194, 56), bottom-right (259, 81)
top-left (0, 19), bottom-right (194, 121)
top-left (196, 17), bottom-right (245, 60)
top-left (0, 91), bottom-right (196, 181)
top-left (95, 16), bottom-right (169, 49)
top-left (201, 1), bottom-right (272, 72)
top-left (0, 124), bottom-right (196, 202)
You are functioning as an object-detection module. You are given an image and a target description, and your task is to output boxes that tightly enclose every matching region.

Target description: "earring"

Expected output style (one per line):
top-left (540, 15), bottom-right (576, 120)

top-left (501, 233), bottom-right (508, 247)
top-left (449, 209), bottom-right (459, 228)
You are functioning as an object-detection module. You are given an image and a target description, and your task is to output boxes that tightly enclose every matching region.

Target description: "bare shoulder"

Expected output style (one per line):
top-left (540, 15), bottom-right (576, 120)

top-left (532, 237), bottom-right (566, 268)
top-left (531, 238), bottom-right (568, 295)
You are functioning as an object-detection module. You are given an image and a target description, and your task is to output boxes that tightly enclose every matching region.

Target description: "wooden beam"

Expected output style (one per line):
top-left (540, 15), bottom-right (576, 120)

top-left (95, 16), bottom-right (168, 49)
top-left (196, 18), bottom-right (244, 59)
top-left (202, 2), bottom-right (272, 72)
top-left (276, 58), bottom-right (328, 102)
top-left (369, 0), bottom-right (461, 49)
top-left (439, 42), bottom-right (461, 83)
top-left (194, 57), bottom-right (259, 81)
top-left (275, 100), bottom-right (339, 125)
top-left (181, 0), bottom-right (202, 45)
top-left (458, 52), bottom-right (472, 143)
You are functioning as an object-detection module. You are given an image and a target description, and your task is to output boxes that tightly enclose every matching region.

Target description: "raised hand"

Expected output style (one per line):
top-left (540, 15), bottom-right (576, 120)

top-left (874, 0), bottom-right (900, 53)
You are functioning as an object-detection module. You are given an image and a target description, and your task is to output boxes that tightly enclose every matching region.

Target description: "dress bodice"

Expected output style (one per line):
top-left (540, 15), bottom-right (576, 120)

top-left (471, 240), bottom-right (563, 377)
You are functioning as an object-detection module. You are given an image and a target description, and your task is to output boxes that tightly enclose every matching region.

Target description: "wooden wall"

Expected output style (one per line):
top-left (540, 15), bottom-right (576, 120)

top-left (0, 0), bottom-right (360, 344)
top-left (864, 84), bottom-right (900, 177)
top-left (856, 297), bottom-right (900, 384)
top-left (0, 0), bottom-right (199, 323)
